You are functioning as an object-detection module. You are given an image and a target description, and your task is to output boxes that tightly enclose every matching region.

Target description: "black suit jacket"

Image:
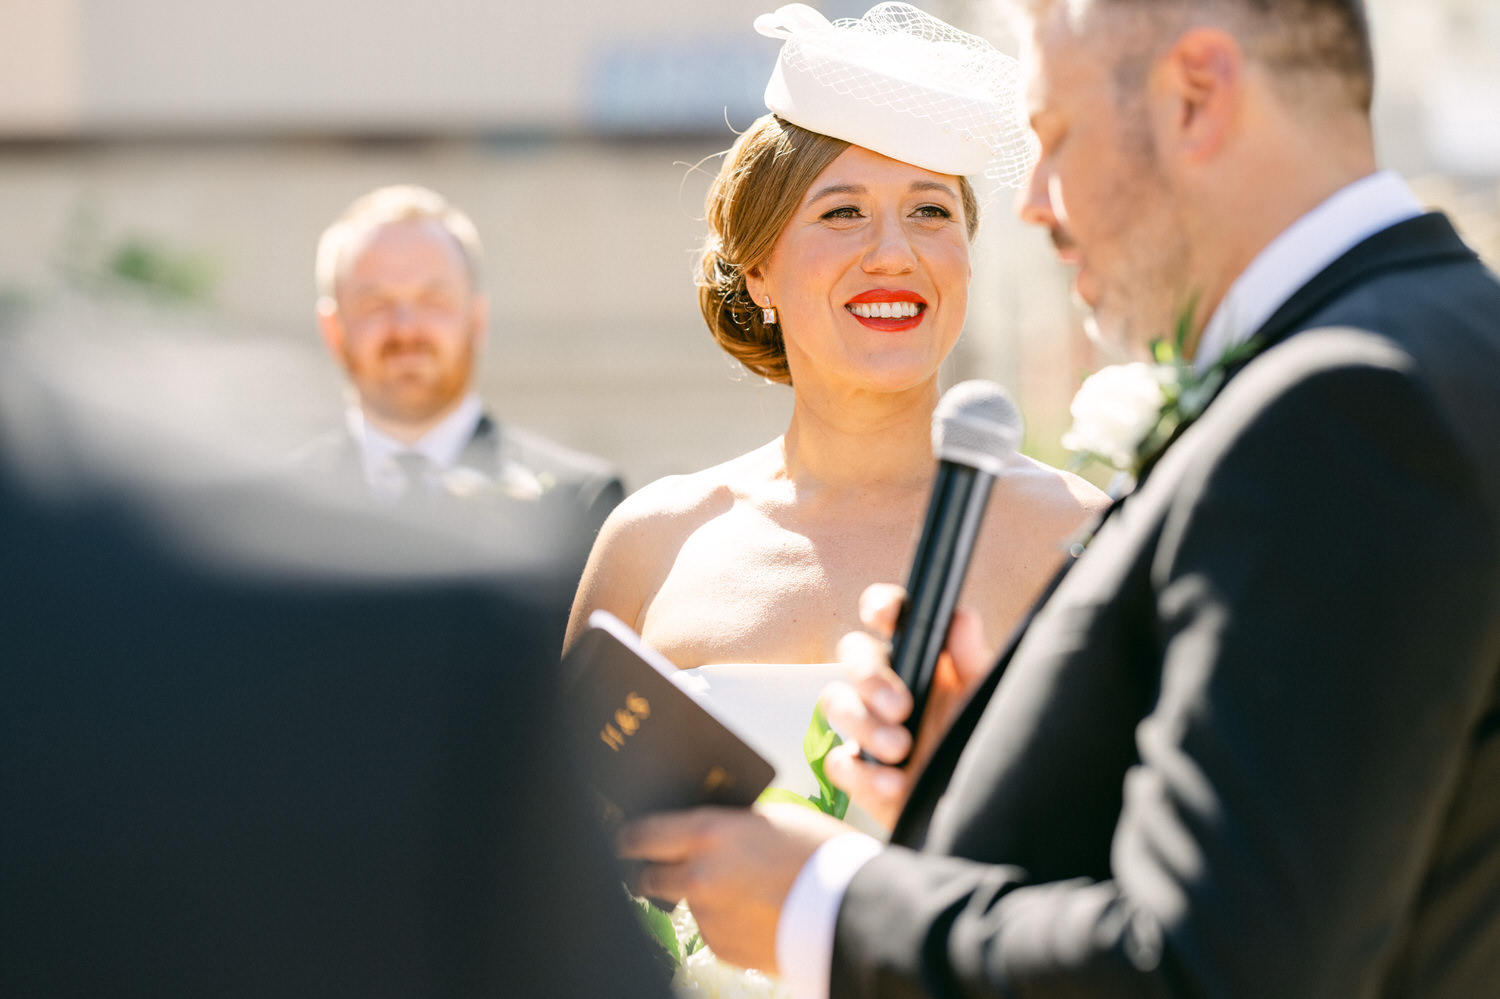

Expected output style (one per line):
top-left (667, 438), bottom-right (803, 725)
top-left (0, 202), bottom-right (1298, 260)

top-left (0, 382), bottom-right (668, 997)
top-left (831, 213), bottom-right (1500, 998)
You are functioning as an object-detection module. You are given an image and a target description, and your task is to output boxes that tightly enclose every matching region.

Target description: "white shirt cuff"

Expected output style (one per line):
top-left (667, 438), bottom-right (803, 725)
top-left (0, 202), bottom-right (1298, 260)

top-left (776, 831), bottom-right (883, 999)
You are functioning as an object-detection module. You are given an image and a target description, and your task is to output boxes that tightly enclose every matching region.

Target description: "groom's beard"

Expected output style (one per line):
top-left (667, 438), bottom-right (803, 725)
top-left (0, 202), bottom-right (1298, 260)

top-left (1073, 188), bottom-right (1194, 362)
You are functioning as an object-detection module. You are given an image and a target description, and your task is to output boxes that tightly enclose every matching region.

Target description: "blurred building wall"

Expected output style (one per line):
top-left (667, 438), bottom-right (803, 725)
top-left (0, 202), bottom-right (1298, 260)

top-left (0, 0), bottom-right (1495, 491)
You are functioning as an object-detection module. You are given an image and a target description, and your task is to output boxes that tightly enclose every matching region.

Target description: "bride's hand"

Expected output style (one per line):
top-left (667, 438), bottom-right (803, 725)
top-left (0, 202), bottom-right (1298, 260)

top-left (821, 582), bottom-right (991, 830)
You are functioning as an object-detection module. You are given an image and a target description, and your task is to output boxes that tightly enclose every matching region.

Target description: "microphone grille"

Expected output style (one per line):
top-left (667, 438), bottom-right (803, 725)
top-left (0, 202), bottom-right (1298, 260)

top-left (932, 380), bottom-right (1023, 476)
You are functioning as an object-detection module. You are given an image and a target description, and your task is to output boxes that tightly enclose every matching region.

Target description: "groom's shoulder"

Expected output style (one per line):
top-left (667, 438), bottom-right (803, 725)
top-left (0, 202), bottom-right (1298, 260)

top-left (1188, 321), bottom-right (1500, 520)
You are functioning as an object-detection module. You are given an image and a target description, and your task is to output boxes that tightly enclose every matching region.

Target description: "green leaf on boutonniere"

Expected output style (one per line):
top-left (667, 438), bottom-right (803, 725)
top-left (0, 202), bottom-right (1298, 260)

top-left (1064, 301), bottom-right (1265, 483)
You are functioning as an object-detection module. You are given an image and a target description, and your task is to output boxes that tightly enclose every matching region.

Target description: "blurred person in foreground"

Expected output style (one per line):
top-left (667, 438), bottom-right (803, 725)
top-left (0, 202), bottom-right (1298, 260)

top-left (568, 2), bottom-right (1106, 812)
top-left (0, 333), bottom-right (669, 997)
top-left (617, 0), bottom-right (1500, 996)
top-left (292, 184), bottom-right (623, 594)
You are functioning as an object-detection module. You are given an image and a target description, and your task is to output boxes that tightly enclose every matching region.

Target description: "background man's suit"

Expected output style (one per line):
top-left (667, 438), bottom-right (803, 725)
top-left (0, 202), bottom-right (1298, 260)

top-left (0, 361), bottom-right (668, 997)
top-left (290, 413), bottom-right (624, 636)
top-left (830, 214), bottom-right (1500, 997)
top-left (297, 411), bottom-right (619, 517)
top-left (291, 413), bottom-right (622, 545)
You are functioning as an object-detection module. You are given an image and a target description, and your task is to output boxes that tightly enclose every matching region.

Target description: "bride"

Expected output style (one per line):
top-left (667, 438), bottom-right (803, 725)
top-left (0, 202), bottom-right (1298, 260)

top-left (567, 3), bottom-right (1107, 823)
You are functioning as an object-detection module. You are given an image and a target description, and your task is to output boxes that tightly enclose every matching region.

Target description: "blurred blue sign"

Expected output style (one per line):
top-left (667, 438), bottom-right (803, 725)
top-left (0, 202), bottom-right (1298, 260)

top-left (587, 35), bottom-right (775, 135)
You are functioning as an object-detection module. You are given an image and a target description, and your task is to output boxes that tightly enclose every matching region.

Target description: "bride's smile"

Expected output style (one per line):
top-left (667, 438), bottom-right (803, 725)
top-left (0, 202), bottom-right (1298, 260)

top-left (845, 289), bottom-right (927, 330)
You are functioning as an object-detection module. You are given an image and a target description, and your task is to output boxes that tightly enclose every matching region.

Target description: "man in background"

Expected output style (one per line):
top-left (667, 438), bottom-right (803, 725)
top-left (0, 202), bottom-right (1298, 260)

top-left (293, 184), bottom-right (622, 584)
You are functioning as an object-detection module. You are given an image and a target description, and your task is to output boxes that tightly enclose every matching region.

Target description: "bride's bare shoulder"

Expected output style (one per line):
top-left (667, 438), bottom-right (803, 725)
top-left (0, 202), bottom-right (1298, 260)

top-left (567, 442), bottom-right (782, 641)
top-left (992, 453), bottom-right (1110, 535)
top-left (605, 442), bottom-right (779, 536)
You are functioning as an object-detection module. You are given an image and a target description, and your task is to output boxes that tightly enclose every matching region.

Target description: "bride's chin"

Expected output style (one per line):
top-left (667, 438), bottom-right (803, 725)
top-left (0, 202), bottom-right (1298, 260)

top-left (848, 353), bottom-right (950, 393)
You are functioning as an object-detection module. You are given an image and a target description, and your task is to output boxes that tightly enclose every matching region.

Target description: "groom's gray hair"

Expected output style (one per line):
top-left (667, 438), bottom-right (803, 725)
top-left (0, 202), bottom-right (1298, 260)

top-left (1004, 0), bottom-right (1374, 112)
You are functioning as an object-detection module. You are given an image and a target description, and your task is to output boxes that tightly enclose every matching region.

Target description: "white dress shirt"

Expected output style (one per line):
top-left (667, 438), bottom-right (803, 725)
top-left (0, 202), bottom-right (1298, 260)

top-left (1193, 170), bottom-right (1423, 372)
top-left (347, 393), bottom-right (484, 503)
top-left (775, 170), bottom-right (1426, 999)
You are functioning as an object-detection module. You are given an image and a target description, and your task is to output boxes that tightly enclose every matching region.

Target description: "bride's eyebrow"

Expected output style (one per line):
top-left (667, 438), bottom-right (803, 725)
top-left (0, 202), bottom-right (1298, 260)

top-left (804, 180), bottom-right (958, 206)
top-left (805, 183), bottom-right (866, 205)
top-left (910, 180), bottom-right (959, 199)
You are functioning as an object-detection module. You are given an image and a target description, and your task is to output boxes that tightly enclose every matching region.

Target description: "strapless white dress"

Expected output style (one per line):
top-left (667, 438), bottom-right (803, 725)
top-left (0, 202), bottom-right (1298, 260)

top-left (657, 664), bottom-right (882, 998)
top-left (670, 664), bottom-right (840, 797)
top-left (670, 663), bottom-right (884, 838)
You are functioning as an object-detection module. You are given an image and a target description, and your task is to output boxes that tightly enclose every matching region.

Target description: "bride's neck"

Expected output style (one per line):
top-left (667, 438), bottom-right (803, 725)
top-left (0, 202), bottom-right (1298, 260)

top-left (780, 384), bottom-right (939, 491)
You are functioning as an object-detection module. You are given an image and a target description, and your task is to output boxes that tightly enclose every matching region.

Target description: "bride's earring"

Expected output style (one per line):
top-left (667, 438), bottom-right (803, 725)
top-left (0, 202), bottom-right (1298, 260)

top-left (761, 299), bottom-right (778, 325)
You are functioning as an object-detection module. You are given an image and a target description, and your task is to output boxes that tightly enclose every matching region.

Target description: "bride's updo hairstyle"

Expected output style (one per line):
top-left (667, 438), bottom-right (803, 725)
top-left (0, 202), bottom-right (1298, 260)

top-left (698, 3), bottom-right (1033, 384)
top-left (697, 116), bottom-right (844, 385)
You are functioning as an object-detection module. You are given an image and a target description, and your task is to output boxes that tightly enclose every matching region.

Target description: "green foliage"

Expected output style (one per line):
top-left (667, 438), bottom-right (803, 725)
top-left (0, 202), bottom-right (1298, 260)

top-left (637, 703), bottom-right (851, 975)
top-left (802, 704), bottom-right (849, 819)
top-left (633, 892), bottom-right (681, 966)
top-left (106, 237), bottom-right (218, 302)
top-left (756, 786), bottom-right (819, 809)
top-left (55, 204), bottom-right (220, 306)
top-left (756, 704), bottom-right (849, 819)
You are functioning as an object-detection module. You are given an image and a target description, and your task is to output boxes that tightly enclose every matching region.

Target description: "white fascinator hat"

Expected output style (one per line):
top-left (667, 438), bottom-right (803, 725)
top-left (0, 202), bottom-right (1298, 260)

top-left (754, 2), bottom-right (1035, 185)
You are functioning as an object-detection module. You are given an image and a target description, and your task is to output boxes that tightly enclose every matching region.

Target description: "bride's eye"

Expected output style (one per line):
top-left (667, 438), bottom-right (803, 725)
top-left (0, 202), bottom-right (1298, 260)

top-left (912, 204), bottom-right (953, 219)
top-left (821, 205), bottom-right (864, 220)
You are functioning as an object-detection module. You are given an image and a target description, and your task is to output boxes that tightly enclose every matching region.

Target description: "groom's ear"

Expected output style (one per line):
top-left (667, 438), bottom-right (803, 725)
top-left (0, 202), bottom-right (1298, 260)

top-left (1151, 27), bottom-right (1242, 164)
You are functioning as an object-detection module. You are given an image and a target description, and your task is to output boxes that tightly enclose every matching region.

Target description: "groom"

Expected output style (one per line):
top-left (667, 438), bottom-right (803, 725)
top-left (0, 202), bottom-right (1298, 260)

top-left (619, 1), bottom-right (1500, 997)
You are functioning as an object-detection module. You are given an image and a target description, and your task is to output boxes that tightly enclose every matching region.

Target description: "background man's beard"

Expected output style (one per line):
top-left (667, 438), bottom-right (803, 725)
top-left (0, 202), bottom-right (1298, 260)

top-left (368, 387), bottom-right (460, 426)
top-left (379, 340), bottom-right (437, 361)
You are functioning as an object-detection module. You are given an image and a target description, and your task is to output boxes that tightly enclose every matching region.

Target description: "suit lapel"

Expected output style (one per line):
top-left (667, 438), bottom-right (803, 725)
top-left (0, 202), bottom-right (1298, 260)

top-left (1230, 213), bottom-right (1474, 375)
top-left (327, 429), bottom-right (370, 499)
top-left (1134, 214), bottom-right (1469, 485)
top-left (456, 413), bottom-right (500, 472)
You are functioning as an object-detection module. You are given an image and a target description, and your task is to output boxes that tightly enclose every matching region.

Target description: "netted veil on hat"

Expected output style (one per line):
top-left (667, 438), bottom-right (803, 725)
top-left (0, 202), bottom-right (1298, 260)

top-left (754, 2), bottom-right (1035, 185)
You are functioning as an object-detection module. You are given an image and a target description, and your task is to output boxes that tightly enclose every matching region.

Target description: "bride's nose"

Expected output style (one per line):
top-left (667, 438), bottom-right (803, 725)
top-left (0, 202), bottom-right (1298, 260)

top-left (861, 215), bottom-right (918, 274)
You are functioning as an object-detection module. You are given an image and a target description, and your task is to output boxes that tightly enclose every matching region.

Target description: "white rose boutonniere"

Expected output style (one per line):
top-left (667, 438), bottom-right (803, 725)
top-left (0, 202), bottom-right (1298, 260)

top-left (1064, 319), bottom-right (1265, 484)
top-left (1060, 361), bottom-right (1174, 474)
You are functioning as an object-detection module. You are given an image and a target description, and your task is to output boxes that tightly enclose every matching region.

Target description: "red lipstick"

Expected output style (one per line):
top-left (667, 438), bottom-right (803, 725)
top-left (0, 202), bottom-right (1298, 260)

top-left (845, 289), bottom-right (928, 332)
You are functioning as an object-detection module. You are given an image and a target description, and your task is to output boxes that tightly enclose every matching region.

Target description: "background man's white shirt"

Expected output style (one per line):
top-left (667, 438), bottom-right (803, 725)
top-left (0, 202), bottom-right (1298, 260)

top-left (348, 393), bottom-right (483, 502)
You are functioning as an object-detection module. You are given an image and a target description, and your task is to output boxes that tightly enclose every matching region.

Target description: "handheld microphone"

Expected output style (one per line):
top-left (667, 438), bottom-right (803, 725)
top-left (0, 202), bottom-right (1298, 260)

top-left (872, 380), bottom-right (1022, 765)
